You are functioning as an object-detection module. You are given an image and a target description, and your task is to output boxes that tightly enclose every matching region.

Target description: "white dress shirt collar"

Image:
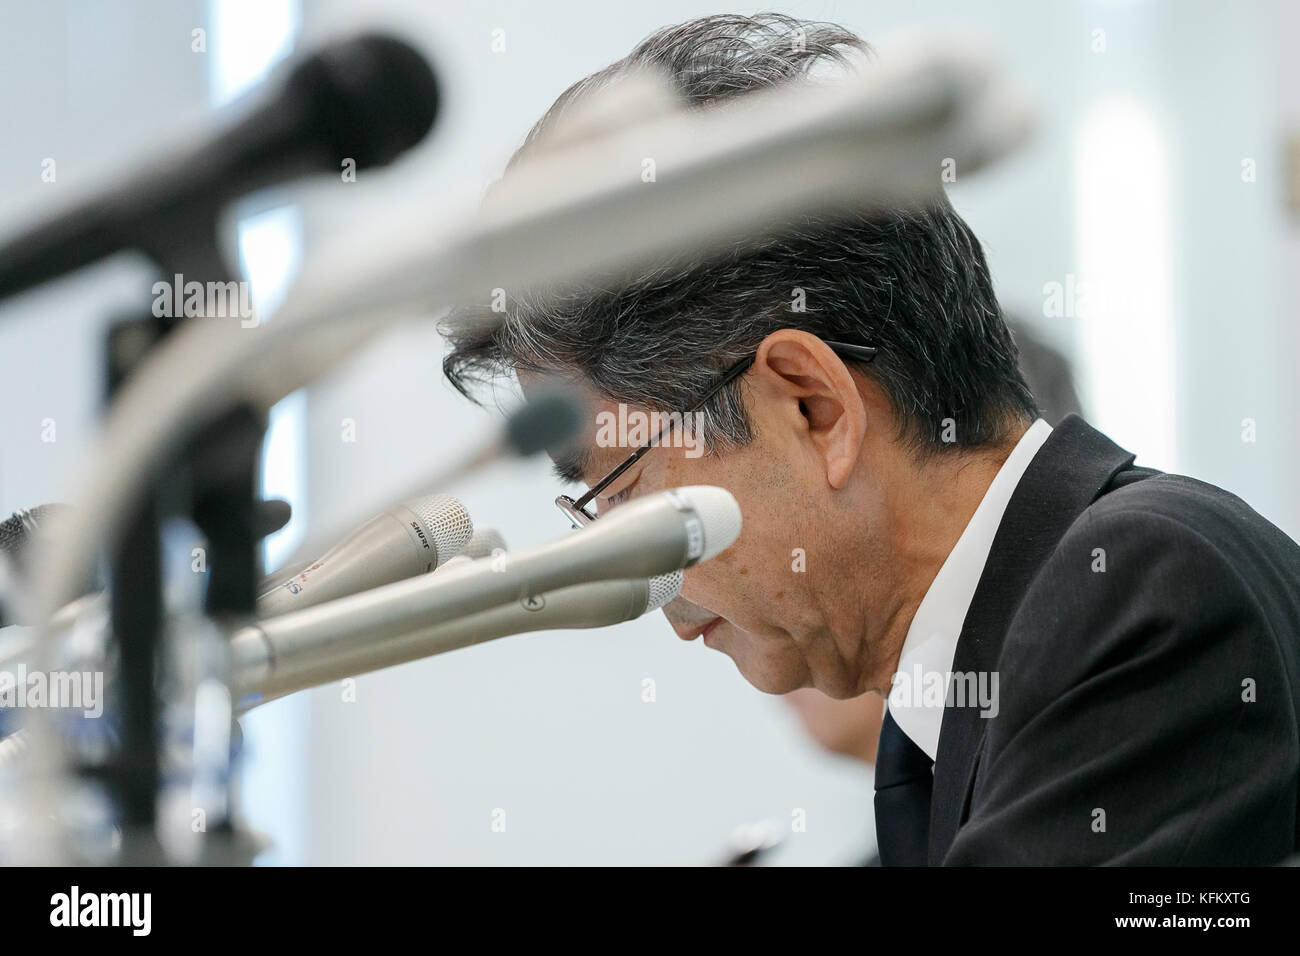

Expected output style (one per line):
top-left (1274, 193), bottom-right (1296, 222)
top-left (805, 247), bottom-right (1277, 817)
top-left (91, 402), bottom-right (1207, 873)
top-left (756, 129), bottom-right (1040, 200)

top-left (886, 418), bottom-right (1053, 761)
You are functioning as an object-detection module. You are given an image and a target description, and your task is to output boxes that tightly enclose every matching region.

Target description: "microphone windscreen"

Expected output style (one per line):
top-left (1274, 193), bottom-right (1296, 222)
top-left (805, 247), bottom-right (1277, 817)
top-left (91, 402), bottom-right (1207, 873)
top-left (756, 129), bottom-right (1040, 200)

top-left (288, 33), bottom-right (440, 170)
top-left (254, 499), bottom-right (293, 540)
top-left (504, 387), bottom-right (585, 458)
top-left (0, 504), bottom-right (75, 563)
top-left (1, 504), bottom-right (82, 626)
top-left (401, 493), bottom-right (474, 564)
top-left (646, 570), bottom-right (682, 613)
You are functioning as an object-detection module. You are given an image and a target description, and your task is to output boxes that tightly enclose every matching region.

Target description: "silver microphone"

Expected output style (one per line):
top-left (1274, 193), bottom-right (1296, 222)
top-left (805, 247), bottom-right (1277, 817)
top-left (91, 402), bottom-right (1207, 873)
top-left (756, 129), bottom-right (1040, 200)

top-left (234, 572), bottom-right (682, 707)
top-left (451, 527), bottom-right (682, 612)
top-left (257, 493), bottom-right (472, 616)
top-left (272, 390), bottom-right (581, 577)
top-left (230, 485), bottom-right (738, 704)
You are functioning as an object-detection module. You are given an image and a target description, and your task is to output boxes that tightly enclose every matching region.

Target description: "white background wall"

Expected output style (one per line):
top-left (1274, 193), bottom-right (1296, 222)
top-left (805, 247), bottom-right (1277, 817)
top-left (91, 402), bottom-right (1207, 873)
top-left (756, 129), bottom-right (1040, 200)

top-left (2, 0), bottom-right (1296, 865)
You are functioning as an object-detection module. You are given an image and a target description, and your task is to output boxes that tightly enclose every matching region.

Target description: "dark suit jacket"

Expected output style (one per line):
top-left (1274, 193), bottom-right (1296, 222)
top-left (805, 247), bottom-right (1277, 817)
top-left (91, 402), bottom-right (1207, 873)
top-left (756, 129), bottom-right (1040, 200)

top-left (931, 415), bottom-right (1300, 864)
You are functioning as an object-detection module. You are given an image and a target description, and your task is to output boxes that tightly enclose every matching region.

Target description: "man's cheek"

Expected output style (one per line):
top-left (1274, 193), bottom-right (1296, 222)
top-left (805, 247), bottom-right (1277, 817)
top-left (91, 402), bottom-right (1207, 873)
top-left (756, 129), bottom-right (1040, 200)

top-left (679, 566), bottom-right (717, 610)
top-left (681, 563), bottom-right (740, 614)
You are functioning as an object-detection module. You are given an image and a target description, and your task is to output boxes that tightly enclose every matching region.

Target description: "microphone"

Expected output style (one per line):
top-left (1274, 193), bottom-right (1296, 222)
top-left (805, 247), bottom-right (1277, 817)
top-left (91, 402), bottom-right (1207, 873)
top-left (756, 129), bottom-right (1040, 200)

top-left (230, 485), bottom-right (738, 703)
top-left (0, 500), bottom-right (293, 627)
top-left (425, 385), bottom-right (584, 488)
top-left (257, 493), bottom-right (472, 617)
top-left (273, 387), bottom-right (582, 574)
top-left (0, 33), bottom-right (440, 304)
top-left (1, 505), bottom-right (90, 627)
top-left (0, 505), bottom-right (75, 565)
top-left (435, 523), bottom-right (682, 644)
top-left (235, 573), bottom-right (682, 707)
top-left (440, 526), bottom-right (682, 621)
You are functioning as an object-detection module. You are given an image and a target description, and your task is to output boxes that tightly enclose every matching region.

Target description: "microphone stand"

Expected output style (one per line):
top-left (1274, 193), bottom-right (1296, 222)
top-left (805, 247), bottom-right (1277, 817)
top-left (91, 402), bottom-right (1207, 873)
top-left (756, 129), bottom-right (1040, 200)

top-left (100, 218), bottom-right (264, 865)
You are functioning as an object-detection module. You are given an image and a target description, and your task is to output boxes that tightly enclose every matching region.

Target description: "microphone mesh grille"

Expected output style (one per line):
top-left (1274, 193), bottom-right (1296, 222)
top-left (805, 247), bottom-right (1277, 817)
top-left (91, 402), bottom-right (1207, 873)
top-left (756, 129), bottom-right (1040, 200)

top-left (0, 513), bottom-right (26, 557)
top-left (406, 494), bottom-right (473, 565)
top-left (645, 570), bottom-right (683, 612)
top-left (1, 505), bottom-right (70, 558)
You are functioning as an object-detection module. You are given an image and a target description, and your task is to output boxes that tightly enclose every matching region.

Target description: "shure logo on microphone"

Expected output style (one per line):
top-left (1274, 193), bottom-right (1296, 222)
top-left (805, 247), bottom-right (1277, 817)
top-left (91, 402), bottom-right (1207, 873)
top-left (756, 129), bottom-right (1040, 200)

top-left (50, 886), bottom-right (151, 936)
top-left (409, 521), bottom-right (431, 549)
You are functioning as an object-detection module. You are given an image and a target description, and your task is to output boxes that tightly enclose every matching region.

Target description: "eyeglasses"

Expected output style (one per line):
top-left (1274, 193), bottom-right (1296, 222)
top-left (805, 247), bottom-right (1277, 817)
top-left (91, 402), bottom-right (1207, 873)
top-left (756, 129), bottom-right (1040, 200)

top-left (555, 339), bottom-right (878, 528)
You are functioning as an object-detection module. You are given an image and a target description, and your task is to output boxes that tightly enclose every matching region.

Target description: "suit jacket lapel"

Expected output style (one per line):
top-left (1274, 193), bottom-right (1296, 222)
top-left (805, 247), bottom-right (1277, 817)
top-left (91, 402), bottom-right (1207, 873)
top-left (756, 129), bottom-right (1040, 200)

top-left (926, 416), bottom-right (1137, 864)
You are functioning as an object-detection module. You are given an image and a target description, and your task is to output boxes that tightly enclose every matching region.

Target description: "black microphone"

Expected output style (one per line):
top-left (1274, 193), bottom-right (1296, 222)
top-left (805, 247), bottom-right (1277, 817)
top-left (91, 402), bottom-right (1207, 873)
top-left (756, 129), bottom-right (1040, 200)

top-left (0, 33), bottom-right (440, 304)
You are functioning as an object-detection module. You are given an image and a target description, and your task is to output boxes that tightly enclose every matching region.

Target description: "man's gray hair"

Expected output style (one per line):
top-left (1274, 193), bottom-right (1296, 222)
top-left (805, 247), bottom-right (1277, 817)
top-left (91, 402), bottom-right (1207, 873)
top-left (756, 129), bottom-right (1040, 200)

top-left (443, 12), bottom-right (1038, 462)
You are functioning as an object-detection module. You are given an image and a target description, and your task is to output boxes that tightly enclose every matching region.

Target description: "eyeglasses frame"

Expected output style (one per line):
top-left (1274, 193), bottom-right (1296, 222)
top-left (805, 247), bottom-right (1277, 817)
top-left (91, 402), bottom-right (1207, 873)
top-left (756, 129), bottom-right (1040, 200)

top-left (554, 339), bottom-right (879, 528)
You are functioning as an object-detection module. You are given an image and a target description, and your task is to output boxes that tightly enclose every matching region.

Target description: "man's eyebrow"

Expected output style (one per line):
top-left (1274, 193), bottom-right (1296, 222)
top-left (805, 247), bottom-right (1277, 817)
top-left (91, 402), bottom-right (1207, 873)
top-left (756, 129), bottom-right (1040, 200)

top-left (551, 445), bottom-right (591, 484)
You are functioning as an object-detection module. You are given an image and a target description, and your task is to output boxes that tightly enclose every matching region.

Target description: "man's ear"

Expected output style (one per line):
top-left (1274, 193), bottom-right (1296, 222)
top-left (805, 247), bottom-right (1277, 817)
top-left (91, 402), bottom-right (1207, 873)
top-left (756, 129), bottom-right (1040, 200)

top-left (751, 330), bottom-right (868, 489)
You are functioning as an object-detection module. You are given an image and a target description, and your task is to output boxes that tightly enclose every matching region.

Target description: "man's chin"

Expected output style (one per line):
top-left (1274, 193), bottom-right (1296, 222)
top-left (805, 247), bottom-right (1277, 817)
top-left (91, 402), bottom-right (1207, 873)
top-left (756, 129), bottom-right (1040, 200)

top-left (735, 663), bottom-right (808, 695)
top-left (708, 627), bottom-right (808, 695)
